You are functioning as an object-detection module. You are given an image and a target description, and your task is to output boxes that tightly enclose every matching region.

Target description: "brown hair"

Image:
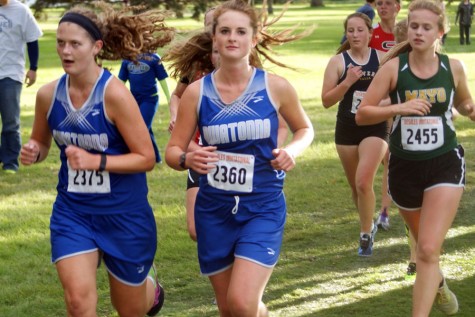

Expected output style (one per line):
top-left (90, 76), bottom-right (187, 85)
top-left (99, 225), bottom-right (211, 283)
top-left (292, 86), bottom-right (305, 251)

top-left (163, 30), bottom-right (264, 81)
top-left (211, 0), bottom-right (313, 69)
top-left (164, 0), bottom-right (313, 79)
top-left (62, 1), bottom-right (174, 62)
top-left (163, 31), bottom-right (215, 81)
top-left (336, 12), bottom-right (373, 54)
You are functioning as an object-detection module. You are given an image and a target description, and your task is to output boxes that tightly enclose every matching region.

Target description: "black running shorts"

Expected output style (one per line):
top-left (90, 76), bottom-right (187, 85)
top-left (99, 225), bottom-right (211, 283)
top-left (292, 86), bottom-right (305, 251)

top-left (335, 119), bottom-right (387, 145)
top-left (388, 145), bottom-right (465, 210)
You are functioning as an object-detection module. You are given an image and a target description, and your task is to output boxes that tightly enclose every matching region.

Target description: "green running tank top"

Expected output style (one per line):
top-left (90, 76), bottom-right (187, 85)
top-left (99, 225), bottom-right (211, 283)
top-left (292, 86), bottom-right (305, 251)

top-left (389, 52), bottom-right (458, 160)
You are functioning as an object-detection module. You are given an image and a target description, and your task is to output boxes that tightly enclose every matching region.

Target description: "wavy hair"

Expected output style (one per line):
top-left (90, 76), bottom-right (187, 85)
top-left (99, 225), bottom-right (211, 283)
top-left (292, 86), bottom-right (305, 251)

top-left (163, 31), bottom-right (215, 81)
top-left (164, 0), bottom-right (312, 80)
top-left (63, 1), bottom-right (175, 62)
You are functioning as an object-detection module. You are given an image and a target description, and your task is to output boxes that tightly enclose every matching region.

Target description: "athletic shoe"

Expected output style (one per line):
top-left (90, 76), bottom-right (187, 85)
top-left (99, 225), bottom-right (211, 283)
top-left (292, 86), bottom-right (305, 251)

top-left (358, 234), bottom-right (372, 256)
top-left (147, 265), bottom-right (165, 316)
top-left (405, 262), bottom-right (416, 281)
top-left (358, 234), bottom-right (373, 256)
top-left (358, 224), bottom-right (377, 257)
top-left (435, 278), bottom-right (458, 315)
top-left (371, 222), bottom-right (378, 238)
top-left (3, 169), bottom-right (17, 174)
top-left (375, 210), bottom-right (390, 231)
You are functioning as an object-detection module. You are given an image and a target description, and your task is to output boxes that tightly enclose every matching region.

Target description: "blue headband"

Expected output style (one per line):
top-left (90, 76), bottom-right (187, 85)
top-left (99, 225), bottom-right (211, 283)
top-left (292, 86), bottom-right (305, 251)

top-left (59, 12), bottom-right (102, 41)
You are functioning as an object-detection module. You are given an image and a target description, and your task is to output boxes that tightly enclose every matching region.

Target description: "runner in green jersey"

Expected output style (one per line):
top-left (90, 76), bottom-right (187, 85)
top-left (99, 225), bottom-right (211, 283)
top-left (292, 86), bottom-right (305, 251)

top-left (355, 0), bottom-right (475, 315)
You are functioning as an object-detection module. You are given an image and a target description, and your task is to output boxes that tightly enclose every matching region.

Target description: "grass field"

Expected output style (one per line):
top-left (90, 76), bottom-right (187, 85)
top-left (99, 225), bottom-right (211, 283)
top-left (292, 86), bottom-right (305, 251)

top-left (0, 2), bottom-right (474, 316)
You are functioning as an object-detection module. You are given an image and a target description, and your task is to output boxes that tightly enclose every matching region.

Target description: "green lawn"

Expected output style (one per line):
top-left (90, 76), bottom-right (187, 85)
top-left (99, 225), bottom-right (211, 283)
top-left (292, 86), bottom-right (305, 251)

top-left (1, 2), bottom-right (474, 316)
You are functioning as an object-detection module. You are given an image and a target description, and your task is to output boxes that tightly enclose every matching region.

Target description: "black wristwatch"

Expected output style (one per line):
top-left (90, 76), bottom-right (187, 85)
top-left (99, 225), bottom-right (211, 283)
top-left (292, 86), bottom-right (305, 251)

top-left (179, 152), bottom-right (187, 169)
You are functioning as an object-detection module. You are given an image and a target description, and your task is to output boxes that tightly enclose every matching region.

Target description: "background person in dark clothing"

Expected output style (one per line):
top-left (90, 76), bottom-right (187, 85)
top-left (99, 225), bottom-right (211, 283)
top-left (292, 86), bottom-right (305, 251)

top-left (455, 0), bottom-right (473, 44)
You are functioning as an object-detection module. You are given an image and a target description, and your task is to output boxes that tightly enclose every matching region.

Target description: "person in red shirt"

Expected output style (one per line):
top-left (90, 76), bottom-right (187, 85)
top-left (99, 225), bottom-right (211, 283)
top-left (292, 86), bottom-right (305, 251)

top-left (369, 0), bottom-right (400, 52)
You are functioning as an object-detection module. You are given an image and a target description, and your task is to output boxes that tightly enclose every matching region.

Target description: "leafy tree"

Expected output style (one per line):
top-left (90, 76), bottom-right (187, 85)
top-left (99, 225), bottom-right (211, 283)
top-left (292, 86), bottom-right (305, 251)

top-left (31, 0), bottom-right (323, 19)
top-left (32, 0), bottom-right (220, 21)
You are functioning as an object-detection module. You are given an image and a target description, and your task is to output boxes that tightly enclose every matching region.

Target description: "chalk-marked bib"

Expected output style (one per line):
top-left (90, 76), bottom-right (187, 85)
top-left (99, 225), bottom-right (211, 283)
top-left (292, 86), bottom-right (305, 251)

top-left (208, 151), bottom-right (254, 192)
top-left (401, 116), bottom-right (444, 151)
top-left (67, 160), bottom-right (111, 193)
top-left (351, 90), bottom-right (365, 114)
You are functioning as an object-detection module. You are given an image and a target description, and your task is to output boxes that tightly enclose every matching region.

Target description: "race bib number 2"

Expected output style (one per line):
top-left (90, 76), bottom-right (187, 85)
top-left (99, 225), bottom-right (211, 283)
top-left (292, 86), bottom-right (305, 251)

top-left (401, 116), bottom-right (444, 151)
top-left (351, 90), bottom-right (365, 114)
top-left (67, 161), bottom-right (111, 193)
top-left (207, 151), bottom-right (254, 193)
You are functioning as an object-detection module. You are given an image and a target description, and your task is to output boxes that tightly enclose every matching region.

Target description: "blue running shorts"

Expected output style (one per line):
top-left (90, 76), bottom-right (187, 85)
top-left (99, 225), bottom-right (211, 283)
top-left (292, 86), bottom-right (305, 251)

top-left (195, 191), bottom-right (286, 276)
top-left (50, 204), bottom-right (157, 286)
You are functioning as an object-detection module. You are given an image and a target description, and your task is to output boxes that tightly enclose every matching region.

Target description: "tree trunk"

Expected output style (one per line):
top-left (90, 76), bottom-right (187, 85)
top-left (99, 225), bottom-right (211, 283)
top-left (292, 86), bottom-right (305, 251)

top-left (268, 0), bottom-right (274, 14)
top-left (310, 0), bottom-right (324, 7)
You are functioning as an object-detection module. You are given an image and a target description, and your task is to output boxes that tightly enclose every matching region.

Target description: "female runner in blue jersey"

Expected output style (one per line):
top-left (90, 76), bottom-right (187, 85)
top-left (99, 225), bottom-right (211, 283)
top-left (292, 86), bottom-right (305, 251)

top-left (118, 52), bottom-right (171, 163)
top-left (165, 1), bottom-right (314, 316)
top-left (19, 3), bottom-right (174, 316)
top-left (357, 0), bottom-right (475, 315)
top-left (164, 13), bottom-right (288, 243)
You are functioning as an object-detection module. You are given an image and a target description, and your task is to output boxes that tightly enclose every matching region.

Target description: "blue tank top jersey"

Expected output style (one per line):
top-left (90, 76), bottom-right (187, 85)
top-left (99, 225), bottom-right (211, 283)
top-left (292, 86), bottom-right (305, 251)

top-left (118, 53), bottom-right (168, 99)
top-left (47, 69), bottom-right (150, 214)
top-left (197, 68), bottom-right (285, 196)
top-left (337, 48), bottom-right (380, 125)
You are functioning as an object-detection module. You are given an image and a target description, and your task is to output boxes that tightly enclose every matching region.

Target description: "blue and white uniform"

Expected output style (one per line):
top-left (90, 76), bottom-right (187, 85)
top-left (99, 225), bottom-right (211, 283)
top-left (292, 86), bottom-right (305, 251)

top-left (48, 69), bottom-right (156, 286)
top-left (118, 53), bottom-right (169, 162)
top-left (195, 68), bottom-right (286, 275)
